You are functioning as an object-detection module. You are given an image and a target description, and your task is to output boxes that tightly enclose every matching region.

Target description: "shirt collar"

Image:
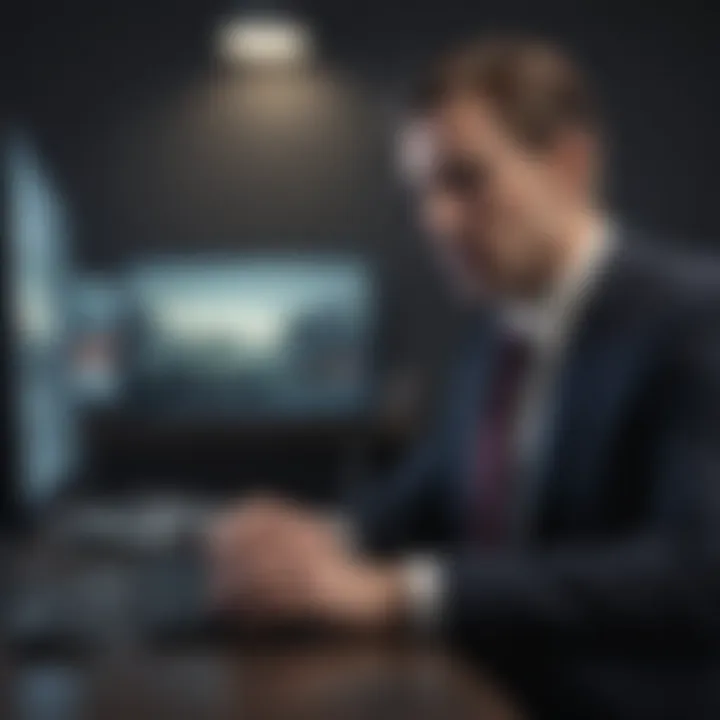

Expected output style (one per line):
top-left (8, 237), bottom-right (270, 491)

top-left (498, 216), bottom-right (616, 346)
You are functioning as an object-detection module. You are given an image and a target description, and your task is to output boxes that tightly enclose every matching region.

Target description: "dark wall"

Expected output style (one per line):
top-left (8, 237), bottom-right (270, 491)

top-left (1, 126), bottom-right (14, 529)
top-left (4, 0), bottom-right (719, 381)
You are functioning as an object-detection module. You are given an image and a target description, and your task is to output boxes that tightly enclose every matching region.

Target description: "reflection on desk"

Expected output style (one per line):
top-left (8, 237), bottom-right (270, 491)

top-left (2, 641), bottom-right (522, 720)
top-left (1, 540), bottom-right (523, 720)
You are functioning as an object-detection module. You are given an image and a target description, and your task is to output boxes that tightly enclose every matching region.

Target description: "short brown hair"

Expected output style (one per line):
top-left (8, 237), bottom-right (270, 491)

top-left (411, 37), bottom-right (600, 148)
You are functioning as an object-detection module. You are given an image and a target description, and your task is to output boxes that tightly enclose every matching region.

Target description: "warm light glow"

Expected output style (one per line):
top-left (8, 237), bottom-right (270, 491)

top-left (216, 16), bottom-right (314, 65)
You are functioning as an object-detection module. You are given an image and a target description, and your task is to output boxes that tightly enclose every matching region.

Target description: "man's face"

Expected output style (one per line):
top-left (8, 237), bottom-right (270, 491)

top-left (400, 98), bottom-right (588, 300)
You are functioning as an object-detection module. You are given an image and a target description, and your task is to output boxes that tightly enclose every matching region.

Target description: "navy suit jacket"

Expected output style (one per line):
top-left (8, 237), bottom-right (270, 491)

top-left (359, 235), bottom-right (720, 655)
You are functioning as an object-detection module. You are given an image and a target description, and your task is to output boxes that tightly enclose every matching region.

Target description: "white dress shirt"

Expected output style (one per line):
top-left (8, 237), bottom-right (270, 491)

top-left (403, 217), bottom-right (616, 630)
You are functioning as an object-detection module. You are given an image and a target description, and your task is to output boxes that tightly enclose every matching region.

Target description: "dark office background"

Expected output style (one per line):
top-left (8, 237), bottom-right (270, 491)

top-left (2, 0), bottom-right (719, 522)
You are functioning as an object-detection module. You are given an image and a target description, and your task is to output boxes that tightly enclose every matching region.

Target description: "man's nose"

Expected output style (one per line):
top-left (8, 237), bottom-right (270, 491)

top-left (424, 195), bottom-right (464, 239)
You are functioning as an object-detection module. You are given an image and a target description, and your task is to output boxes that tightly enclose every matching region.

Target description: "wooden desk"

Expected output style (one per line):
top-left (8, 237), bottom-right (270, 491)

top-left (1, 540), bottom-right (524, 720)
top-left (2, 640), bottom-right (522, 720)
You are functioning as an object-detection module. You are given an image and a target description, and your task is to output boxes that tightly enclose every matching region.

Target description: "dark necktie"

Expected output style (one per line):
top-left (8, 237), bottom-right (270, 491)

top-left (471, 332), bottom-right (532, 546)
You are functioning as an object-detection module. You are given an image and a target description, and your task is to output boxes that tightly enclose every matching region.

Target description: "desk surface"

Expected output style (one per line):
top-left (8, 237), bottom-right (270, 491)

top-left (2, 640), bottom-right (522, 720)
top-left (1, 541), bottom-right (524, 720)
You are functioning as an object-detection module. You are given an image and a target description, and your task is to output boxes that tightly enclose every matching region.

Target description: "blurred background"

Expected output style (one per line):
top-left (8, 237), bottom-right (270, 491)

top-left (1, 0), bottom-right (718, 535)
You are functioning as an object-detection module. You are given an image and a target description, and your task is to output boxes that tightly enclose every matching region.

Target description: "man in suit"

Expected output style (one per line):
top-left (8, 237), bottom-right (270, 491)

top-left (209, 37), bottom-right (720, 716)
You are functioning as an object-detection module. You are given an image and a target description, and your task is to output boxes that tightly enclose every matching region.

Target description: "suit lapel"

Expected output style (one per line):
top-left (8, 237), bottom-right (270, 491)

top-left (530, 243), bottom-right (659, 538)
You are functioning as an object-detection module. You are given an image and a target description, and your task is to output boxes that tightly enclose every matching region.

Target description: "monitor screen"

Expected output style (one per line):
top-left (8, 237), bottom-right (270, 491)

top-left (7, 131), bottom-right (77, 512)
top-left (124, 256), bottom-right (375, 421)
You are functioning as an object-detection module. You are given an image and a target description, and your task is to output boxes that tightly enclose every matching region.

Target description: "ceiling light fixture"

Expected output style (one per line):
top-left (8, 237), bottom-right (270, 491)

top-left (215, 13), bottom-right (314, 66)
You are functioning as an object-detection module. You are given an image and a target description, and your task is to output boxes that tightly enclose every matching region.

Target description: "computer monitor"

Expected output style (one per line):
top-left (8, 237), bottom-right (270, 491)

top-left (123, 255), bottom-right (376, 422)
top-left (5, 130), bottom-right (77, 521)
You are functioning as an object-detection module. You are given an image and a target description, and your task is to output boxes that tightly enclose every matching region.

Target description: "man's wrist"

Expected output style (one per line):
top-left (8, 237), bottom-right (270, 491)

top-left (380, 564), bottom-right (411, 628)
top-left (401, 555), bottom-right (445, 632)
top-left (345, 563), bottom-right (408, 631)
top-left (355, 556), bottom-right (445, 633)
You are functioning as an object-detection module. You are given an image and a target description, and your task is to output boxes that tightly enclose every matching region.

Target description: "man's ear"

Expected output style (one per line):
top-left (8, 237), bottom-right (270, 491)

top-left (555, 128), bottom-right (598, 195)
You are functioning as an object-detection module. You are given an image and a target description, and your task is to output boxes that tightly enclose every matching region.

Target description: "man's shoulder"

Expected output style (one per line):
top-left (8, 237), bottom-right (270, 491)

top-left (606, 232), bottom-right (720, 327)
top-left (605, 235), bottom-right (720, 394)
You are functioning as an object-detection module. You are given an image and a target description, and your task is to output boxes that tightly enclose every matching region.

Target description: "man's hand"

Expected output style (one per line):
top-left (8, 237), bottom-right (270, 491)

top-left (206, 497), bottom-right (407, 631)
